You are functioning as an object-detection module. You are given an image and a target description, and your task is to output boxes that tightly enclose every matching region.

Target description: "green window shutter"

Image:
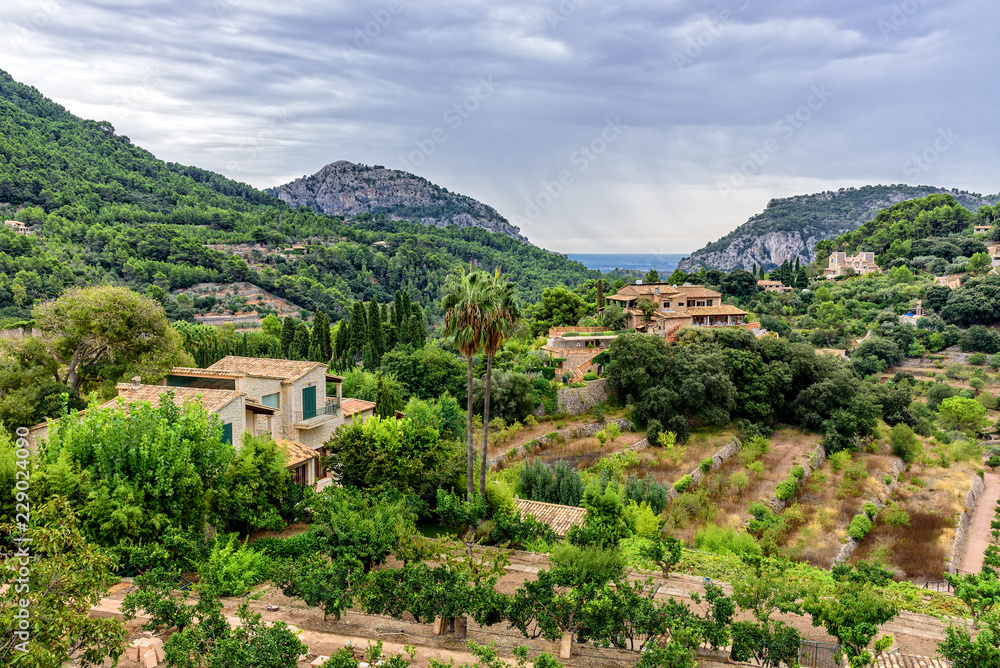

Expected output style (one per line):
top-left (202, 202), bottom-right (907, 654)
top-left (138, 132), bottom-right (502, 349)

top-left (302, 385), bottom-right (317, 420)
top-left (222, 422), bottom-right (233, 445)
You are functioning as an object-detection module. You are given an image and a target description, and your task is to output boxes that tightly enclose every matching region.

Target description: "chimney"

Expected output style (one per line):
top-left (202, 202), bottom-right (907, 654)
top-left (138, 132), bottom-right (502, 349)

top-left (131, 376), bottom-right (141, 390)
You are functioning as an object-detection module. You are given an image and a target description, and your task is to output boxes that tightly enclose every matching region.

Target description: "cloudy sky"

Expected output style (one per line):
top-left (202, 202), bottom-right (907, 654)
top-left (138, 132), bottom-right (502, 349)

top-left (2, 0), bottom-right (996, 253)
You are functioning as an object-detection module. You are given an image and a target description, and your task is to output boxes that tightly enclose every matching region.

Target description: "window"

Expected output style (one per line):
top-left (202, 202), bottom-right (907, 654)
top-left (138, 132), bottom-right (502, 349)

top-left (706, 299), bottom-right (714, 306)
top-left (221, 422), bottom-right (233, 445)
top-left (262, 392), bottom-right (279, 409)
top-left (302, 385), bottom-right (317, 420)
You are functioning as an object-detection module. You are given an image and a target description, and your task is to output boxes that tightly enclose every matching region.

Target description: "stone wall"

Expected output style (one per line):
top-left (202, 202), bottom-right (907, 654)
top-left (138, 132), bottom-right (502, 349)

top-left (555, 379), bottom-right (609, 415)
top-left (770, 444), bottom-right (827, 513)
top-left (488, 418), bottom-right (633, 467)
top-left (948, 472), bottom-right (986, 574)
top-left (665, 438), bottom-right (743, 500)
top-left (0, 327), bottom-right (41, 340)
top-left (833, 457), bottom-right (906, 566)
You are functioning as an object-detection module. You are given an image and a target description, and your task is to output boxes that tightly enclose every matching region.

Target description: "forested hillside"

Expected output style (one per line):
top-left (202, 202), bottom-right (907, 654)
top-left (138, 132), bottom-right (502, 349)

top-left (0, 69), bottom-right (595, 325)
top-left (679, 185), bottom-right (998, 272)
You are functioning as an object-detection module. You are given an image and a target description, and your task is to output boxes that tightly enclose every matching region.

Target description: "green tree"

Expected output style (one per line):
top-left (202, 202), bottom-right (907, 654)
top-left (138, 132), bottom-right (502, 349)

top-left (721, 269), bottom-right (758, 298)
top-left (945, 570), bottom-right (1000, 628)
top-left (937, 395), bottom-right (987, 435)
top-left (601, 303), bottom-right (626, 330)
top-left (374, 373), bottom-right (404, 418)
top-left (636, 297), bottom-right (657, 326)
top-left (667, 268), bottom-right (687, 285)
top-left (567, 486), bottom-right (634, 549)
top-left (644, 269), bottom-right (660, 283)
top-left (0, 497), bottom-right (127, 667)
top-left (309, 486), bottom-right (417, 571)
top-left (442, 265), bottom-right (492, 501)
top-left (274, 553), bottom-right (365, 622)
top-left (802, 562), bottom-right (899, 668)
top-left (215, 434), bottom-right (293, 536)
top-left (529, 286), bottom-right (590, 336)
top-left (280, 316), bottom-right (297, 358)
top-left (938, 611), bottom-right (1000, 668)
top-left (31, 285), bottom-right (187, 392)
top-left (34, 395), bottom-right (233, 550)
top-left (261, 313), bottom-right (282, 338)
top-left (322, 416), bottom-right (458, 496)
top-left (379, 344), bottom-right (466, 401)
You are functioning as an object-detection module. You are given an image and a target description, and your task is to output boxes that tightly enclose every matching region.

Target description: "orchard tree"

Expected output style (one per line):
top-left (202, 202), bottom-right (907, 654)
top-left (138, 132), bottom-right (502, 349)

top-left (938, 611), bottom-right (1000, 668)
top-left (0, 498), bottom-right (127, 667)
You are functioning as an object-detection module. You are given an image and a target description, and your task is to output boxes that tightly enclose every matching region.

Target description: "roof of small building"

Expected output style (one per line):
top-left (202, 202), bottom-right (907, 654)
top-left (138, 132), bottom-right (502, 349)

top-left (674, 285), bottom-right (723, 299)
top-left (207, 356), bottom-right (329, 383)
top-left (276, 438), bottom-right (319, 468)
top-left (515, 499), bottom-right (586, 537)
top-left (109, 384), bottom-right (243, 413)
top-left (343, 398), bottom-right (376, 417)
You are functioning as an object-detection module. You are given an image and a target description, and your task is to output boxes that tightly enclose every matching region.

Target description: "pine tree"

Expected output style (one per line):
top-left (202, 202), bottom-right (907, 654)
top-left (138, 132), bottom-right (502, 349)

top-left (280, 316), bottom-right (297, 359)
top-left (362, 343), bottom-right (378, 371)
top-left (332, 320), bottom-right (347, 370)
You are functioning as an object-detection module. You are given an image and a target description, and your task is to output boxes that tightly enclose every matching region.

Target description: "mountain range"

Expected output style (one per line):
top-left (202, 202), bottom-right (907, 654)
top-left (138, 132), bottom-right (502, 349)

top-left (678, 185), bottom-right (999, 272)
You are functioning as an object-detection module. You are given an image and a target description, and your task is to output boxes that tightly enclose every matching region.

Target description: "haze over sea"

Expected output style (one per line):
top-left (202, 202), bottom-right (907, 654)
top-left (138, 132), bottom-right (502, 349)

top-left (567, 253), bottom-right (688, 276)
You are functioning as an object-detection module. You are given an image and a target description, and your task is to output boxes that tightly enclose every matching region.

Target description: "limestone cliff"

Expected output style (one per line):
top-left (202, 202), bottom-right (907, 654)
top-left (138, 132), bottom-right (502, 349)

top-left (680, 185), bottom-right (998, 271)
top-left (268, 161), bottom-right (528, 243)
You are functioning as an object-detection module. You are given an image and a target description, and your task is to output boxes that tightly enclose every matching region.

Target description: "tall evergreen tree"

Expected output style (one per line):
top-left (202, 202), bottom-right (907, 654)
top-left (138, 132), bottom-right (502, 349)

top-left (292, 322), bottom-right (310, 361)
top-left (596, 279), bottom-right (605, 310)
top-left (307, 314), bottom-right (326, 362)
top-left (316, 310), bottom-right (332, 361)
top-left (333, 320), bottom-right (348, 370)
top-left (399, 291), bottom-right (413, 346)
top-left (280, 316), bottom-right (297, 359)
top-left (348, 302), bottom-right (367, 364)
top-left (410, 304), bottom-right (427, 348)
top-left (366, 300), bottom-right (385, 365)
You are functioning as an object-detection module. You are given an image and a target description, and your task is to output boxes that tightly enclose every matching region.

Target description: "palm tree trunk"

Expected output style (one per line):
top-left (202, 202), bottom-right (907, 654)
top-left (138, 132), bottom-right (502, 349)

top-left (466, 355), bottom-right (475, 502)
top-left (480, 354), bottom-right (493, 501)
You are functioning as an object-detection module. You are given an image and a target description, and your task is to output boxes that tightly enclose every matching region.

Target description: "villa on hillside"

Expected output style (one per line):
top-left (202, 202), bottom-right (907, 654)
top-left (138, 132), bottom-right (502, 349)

top-left (604, 281), bottom-right (755, 340)
top-left (757, 280), bottom-right (792, 293)
top-left (975, 224), bottom-right (992, 234)
top-left (987, 244), bottom-right (1000, 269)
top-left (26, 356), bottom-right (376, 487)
top-left (542, 327), bottom-right (617, 383)
top-left (823, 252), bottom-right (881, 278)
top-left (2, 220), bottom-right (29, 235)
top-left (937, 274), bottom-right (964, 289)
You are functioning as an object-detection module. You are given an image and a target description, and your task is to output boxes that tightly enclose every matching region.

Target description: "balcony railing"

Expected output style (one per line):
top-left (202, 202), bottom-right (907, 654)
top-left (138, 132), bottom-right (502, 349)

top-left (294, 399), bottom-right (341, 425)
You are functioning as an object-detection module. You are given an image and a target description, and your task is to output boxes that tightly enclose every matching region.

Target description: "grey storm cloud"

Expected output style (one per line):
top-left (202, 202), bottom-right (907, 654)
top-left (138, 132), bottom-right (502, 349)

top-left (2, 0), bottom-right (997, 253)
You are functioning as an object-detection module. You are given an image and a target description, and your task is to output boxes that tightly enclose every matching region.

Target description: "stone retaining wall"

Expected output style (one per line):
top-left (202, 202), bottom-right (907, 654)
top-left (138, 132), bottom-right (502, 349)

top-left (947, 472), bottom-right (986, 574)
top-left (770, 444), bottom-right (827, 513)
top-left (833, 457), bottom-right (906, 565)
top-left (556, 379), bottom-right (609, 415)
top-left (666, 438), bottom-right (742, 500)
top-left (488, 418), bottom-right (633, 467)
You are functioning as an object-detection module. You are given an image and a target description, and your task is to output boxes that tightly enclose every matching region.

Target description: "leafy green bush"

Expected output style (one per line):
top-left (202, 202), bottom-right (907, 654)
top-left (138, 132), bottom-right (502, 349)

top-left (248, 531), bottom-right (324, 560)
top-left (969, 352), bottom-right (988, 365)
top-left (582, 372), bottom-right (599, 381)
top-left (728, 471), bottom-right (750, 493)
top-left (623, 473), bottom-right (670, 515)
top-left (882, 505), bottom-right (910, 527)
top-left (863, 502), bottom-right (878, 519)
top-left (738, 436), bottom-right (771, 467)
top-left (790, 464), bottom-right (806, 480)
top-left (199, 535), bottom-right (271, 597)
top-left (848, 514), bottom-right (874, 541)
top-left (673, 474), bottom-right (693, 493)
top-left (646, 419), bottom-right (663, 449)
top-left (693, 525), bottom-right (761, 557)
top-left (518, 459), bottom-right (584, 507)
top-left (775, 478), bottom-right (798, 502)
top-left (699, 458), bottom-right (713, 474)
top-left (883, 474), bottom-right (893, 485)
top-left (828, 450), bottom-right (852, 473)
top-left (889, 423), bottom-right (921, 463)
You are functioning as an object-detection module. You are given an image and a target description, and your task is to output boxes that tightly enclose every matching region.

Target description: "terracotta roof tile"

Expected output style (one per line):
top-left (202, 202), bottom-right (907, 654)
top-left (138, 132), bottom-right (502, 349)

top-left (343, 398), bottom-right (376, 417)
top-left (207, 356), bottom-right (328, 382)
top-left (674, 285), bottom-right (723, 299)
top-left (276, 439), bottom-right (319, 468)
top-left (515, 499), bottom-right (586, 537)
top-left (108, 384), bottom-right (242, 414)
top-left (685, 305), bottom-right (747, 316)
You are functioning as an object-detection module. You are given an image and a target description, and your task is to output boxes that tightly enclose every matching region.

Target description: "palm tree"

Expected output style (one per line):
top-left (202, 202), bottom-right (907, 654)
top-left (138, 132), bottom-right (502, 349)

top-left (478, 269), bottom-right (521, 501)
top-left (442, 265), bottom-right (492, 501)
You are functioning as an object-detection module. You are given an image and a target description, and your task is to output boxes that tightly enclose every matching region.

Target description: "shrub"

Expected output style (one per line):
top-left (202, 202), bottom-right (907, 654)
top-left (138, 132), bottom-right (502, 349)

top-left (883, 474), bottom-right (893, 485)
top-left (863, 502), bottom-right (878, 519)
top-left (583, 371), bottom-right (599, 381)
top-left (699, 458), bottom-right (713, 474)
top-left (646, 419), bottom-right (663, 448)
top-left (828, 450), bottom-right (852, 473)
top-left (747, 461), bottom-right (764, 478)
top-left (524, 414), bottom-right (539, 428)
top-left (673, 475), bottom-right (693, 493)
top-left (987, 455), bottom-right (1000, 471)
top-left (790, 464), bottom-right (806, 480)
top-left (623, 473), bottom-right (670, 515)
top-left (775, 478), bottom-right (798, 502)
top-left (519, 459), bottom-right (584, 507)
top-left (728, 471), bottom-right (750, 493)
top-left (199, 535), bottom-right (271, 597)
top-left (847, 514), bottom-right (874, 541)
top-left (889, 423), bottom-right (921, 463)
top-left (248, 531), bottom-right (323, 560)
top-left (738, 436), bottom-right (771, 467)
top-left (604, 422), bottom-right (621, 443)
top-left (747, 501), bottom-right (780, 536)
top-left (596, 430), bottom-right (608, 446)
top-left (882, 505), bottom-right (911, 527)
top-left (969, 352), bottom-right (988, 365)
top-left (693, 525), bottom-right (761, 557)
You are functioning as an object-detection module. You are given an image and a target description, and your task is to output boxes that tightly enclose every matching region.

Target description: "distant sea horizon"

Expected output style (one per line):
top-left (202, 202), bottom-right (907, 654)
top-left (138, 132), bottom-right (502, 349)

top-left (567, 253), bottom-right (689, 275)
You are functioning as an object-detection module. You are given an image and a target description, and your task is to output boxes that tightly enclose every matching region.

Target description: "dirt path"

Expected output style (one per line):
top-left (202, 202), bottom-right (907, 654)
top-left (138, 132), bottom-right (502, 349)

top-left (960, 468), bottom-right (1000, 573)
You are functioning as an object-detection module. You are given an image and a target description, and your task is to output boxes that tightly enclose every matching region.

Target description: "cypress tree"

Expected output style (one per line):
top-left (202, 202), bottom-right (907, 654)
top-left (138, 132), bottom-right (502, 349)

top-left (366, 300), bottom-right (385, 364)
top-left (399, 291), bottom-right (413, 346)
top-left (349, 301), bottom-right (367, 363)
top-left (313, 310), bottom-right (332, 361)
top-left (280, 316), bottom-right (297, 359)
top-left (292, 323), bottom-right (310, 360)
top-left (393, 291), bottom-right (404, 331)
top-left (410, 303), bottom-right (427, 348)
top-left (596, 279), bottom-right (605, 309)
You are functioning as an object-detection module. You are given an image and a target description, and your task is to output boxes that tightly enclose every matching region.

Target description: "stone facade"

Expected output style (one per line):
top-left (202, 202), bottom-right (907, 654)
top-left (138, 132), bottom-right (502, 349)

top-left (555, 379), bottom-right (609, 415)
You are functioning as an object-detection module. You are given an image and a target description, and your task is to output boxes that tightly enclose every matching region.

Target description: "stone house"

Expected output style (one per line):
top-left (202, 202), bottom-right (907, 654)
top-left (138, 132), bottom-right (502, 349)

top-left (975, 225), bottom-right (992, 234)
top-left (757, 280), bottom-right (792, 293)
top-left (2, 220), bottom-right (29, 235)
top-left (542, 329), bottom-right (615, 382)
top-left (27, 356), bottom-right (376, 487)
top-left (604, 281), bottom-right (755, 340)
top-left (823, 252), bottom-right (881, 277)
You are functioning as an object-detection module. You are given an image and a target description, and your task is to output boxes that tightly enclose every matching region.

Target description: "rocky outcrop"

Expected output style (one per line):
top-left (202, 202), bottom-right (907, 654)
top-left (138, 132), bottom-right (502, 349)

top-left (679, 185), bottom-right (997, 272)
top-left (269, 160), bottom-right (528, 242)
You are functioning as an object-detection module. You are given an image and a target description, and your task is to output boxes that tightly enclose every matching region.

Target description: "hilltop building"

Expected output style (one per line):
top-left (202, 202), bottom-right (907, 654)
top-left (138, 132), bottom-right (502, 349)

top-left (2, 220), bottom-right (29, 235)
top-left (823, 252), bottom-right (881, 277)
top-left (975, 224), bottom-right (992, 234)
top-left (604, 281), bottom-right (754, 339)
